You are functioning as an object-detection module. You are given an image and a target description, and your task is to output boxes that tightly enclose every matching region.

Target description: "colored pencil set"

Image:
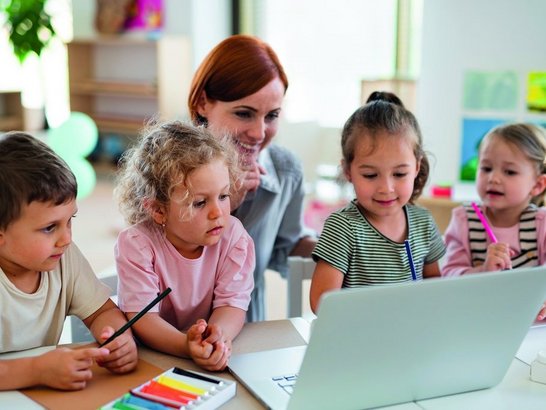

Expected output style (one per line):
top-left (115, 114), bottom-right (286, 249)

top-left (101, 367), bottom-right (236, 410)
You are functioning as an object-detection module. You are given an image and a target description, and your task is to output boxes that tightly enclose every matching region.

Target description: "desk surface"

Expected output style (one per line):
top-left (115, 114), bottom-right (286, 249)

top-left (4, 320), bottom-right (546, 409)
top-left (5, 319), bottom-right (311, 410)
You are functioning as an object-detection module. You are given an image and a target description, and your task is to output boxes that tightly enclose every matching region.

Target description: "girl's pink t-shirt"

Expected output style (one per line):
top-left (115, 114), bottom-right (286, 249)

top-left (115, 216), bottom-right (255, 331)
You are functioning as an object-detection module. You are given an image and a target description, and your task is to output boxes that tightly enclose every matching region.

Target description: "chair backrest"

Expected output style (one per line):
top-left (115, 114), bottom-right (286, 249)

top-left (415, 197), bottom-right (461, 234)
top-left (286, 256), bottom-right (316, 318)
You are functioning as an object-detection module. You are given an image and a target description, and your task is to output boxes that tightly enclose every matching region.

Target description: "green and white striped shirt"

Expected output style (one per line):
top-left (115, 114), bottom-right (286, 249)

top-left (312, 200), bottom-right (446, 287)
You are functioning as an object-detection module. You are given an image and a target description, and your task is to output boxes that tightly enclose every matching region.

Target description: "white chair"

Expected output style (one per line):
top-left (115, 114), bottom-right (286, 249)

top-left (70, 272), bottom-right (118, 343)
top-left (286, 256), bottom-right (316, 318)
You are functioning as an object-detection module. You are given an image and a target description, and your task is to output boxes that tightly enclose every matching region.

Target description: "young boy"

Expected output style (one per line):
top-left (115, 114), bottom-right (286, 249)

top-left (0, 132), bottom-right (138, 391)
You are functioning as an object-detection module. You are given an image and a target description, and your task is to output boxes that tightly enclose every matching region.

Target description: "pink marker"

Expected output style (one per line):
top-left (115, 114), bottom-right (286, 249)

top-left (471, 202), bottom-right (497, 243)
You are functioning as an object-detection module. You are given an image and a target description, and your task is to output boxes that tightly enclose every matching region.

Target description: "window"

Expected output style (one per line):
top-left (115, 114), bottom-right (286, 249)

top-left (245, 0), bottom-right (422, 127)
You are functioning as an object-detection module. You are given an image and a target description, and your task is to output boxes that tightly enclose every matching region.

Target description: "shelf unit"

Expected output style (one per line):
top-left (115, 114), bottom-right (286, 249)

top-left (67, 35), bottom-right (192, 136)
top-left (0, 91), bottom-right (24, 132)
top-left (361, 77), bottom-right (416, 112)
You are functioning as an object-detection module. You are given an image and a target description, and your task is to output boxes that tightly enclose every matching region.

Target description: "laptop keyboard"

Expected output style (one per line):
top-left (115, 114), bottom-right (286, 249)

top-left (272, 373), bottom-right (298, 395)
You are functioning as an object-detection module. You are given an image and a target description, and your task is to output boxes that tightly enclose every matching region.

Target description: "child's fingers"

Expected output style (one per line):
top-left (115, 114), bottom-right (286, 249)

top-left (187, 320), bottom-right (208, 343)
top-left (203, 324), bottom-right (223, 344)
top-left (485, 243), bottom-right (512, 270)
top-left (97, 349), bottom-right (138, 373)
top-left (99, 326), bottom-right (116, 342)
top-left (207, 343), bottom-right (229, 370)
top-left (96, 333), bottom-right (137, 371)
top-left (74, 347), bottom-right (110, 367)
top-left (537, 303), bottom-right (546, 321)
top-left (193, 343), bottom-right (228, 371)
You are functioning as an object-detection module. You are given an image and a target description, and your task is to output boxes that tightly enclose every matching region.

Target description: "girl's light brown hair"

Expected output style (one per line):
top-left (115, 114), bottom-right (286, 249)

top-left (188, 34), bottom-right (288, 124)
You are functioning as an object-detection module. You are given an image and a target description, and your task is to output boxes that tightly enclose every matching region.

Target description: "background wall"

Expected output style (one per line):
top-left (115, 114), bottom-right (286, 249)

top-left (20, 1), bottom-right (546, 192)
top-left (418, 0), bottom-right (546, 187)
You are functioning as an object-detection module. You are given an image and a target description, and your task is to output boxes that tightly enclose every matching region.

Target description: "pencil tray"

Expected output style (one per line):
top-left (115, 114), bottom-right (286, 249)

top-left (100, 366), bottom-right (236, 410)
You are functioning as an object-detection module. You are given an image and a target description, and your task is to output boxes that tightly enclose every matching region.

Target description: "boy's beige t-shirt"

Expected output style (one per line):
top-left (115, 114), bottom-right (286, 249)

top-left (0, 243), bottom-right (111, 353)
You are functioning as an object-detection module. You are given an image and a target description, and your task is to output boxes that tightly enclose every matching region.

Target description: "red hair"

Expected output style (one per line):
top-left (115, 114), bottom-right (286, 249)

top-left (188, 35), bottom-right (288, 123)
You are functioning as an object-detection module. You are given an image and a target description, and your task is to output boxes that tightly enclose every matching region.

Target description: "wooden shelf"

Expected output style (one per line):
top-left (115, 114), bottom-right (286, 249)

top-left (0, 91), bottom-right (24, 132)
top-left (94, 114), bottom-right (148, 134)
top-left (67, 36), bottom-right (192, 137)
top-left (361, 77), bottom-right (416, 112)
top-left (0, 116), bottom-right (23, 131)
top-left (70, 80), bottom-right (157, 97)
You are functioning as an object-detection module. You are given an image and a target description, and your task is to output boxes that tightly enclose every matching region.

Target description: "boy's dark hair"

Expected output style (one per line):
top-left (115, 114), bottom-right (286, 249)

top-left (0, 132), bottom-right (77, 230)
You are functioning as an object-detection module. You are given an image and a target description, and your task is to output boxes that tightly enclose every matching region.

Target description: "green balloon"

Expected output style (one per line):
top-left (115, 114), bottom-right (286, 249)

top-left (48, 112), bottom-right (98, 158)
top-left (66, 158), bottom-right (96, 199)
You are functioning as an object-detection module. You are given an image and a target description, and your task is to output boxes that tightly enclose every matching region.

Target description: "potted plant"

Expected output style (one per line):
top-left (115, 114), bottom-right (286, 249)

top-left (2, 0), bottom-right (56, 63)
top-left (1, 0), bottom-right (56, 129)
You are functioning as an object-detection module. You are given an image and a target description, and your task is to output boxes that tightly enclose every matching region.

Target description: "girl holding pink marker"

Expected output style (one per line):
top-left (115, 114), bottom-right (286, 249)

top-left (443, 122), bottom-right (546, 318)
top-left (443, 123), bottom-right (546, 278)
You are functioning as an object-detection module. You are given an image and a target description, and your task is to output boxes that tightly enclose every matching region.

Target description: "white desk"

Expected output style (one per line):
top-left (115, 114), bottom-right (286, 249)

top-left (3, 320), bottom-right (546, 409)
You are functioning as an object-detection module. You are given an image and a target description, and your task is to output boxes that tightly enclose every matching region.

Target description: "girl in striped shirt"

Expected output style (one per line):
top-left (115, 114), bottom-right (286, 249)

top-left (310, 92), bottom-right (446, 313)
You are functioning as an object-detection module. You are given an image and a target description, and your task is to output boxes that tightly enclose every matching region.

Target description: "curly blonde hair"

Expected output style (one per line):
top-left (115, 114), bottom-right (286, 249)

top-left (115, 120), bottom-right (242, 225)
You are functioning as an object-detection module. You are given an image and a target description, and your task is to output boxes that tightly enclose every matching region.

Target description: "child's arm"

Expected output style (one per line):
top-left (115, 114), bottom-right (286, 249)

top-left (0, 346), bottom-right (109, 391)
top-left (208, 306), bottom-right (246, 344)
top-left (186, 306), bottom-right (246, 371)
top-left (309, 259), bottom-right (344, 314)
top-left (443, 207), bottom-right (487, 276)
top-left (423, 261), bottom-right (441, 278)
top-left (203, 306), bottom-right (246, 354)
top-left (125, 312), bottom-right (226, 371)
top-left (83, 298), bottom-right (138, 374)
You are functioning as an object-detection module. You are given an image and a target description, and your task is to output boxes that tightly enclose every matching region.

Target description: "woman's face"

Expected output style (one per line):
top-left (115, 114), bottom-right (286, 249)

top-left (197, 77), bottom-right (285, 165)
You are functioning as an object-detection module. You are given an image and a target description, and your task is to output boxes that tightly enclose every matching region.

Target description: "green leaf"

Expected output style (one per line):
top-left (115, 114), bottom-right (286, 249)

top-left (2, 0), bottom-right (57, 63)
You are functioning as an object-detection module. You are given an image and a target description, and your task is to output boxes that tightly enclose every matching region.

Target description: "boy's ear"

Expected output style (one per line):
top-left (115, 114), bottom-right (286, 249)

top-left (531, 174), bottom-right (546, 197)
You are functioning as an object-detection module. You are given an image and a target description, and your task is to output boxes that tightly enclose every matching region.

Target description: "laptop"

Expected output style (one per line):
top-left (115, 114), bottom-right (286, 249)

top-left (229, 267), bottom-right (546, 410)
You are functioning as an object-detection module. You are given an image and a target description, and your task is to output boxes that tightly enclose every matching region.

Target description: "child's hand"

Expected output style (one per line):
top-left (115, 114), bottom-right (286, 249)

top-left (34, 346), bottom-right (109, 390)
top-left (96, 326), bottom-right (138, 373)
top-left (536, 302), bottom-right (546, 321)
top-left (484, 243), bottom-right (512, 271)
top-left (186, 319), bottom-right (229, 371)
top-left (203, 323), bottom-right (233, 361)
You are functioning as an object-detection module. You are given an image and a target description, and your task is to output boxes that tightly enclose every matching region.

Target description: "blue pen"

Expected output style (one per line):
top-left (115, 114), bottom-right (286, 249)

top-left (404, 240), bottom-right (417, 281)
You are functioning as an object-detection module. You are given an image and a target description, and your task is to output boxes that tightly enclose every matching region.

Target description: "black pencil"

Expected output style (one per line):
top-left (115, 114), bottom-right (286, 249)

top-left (99, 287), bottom-right (172, 347)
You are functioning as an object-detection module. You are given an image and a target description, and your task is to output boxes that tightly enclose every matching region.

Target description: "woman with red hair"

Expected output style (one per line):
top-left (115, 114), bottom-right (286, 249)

top-left (189, 35), bottom-right (316, 321)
